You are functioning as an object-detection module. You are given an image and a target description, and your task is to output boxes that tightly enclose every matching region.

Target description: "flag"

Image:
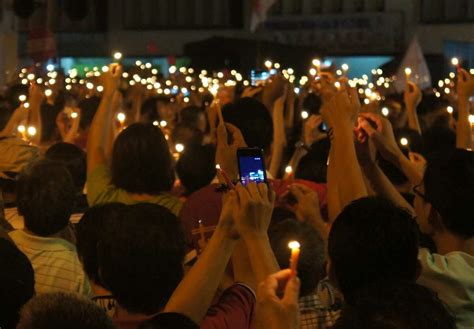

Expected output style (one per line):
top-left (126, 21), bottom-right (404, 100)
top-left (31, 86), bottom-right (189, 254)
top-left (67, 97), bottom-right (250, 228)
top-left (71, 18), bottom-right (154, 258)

top-left (394, 36), bottom-right (432, 92)
top-left (250, 0), bottom-right (276, 32)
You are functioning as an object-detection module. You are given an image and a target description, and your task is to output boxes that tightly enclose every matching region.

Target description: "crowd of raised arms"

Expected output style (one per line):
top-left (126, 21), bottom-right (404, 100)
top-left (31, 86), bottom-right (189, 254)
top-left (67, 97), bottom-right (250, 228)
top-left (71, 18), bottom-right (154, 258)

top-left (0, 57), bottom-right (474, 329)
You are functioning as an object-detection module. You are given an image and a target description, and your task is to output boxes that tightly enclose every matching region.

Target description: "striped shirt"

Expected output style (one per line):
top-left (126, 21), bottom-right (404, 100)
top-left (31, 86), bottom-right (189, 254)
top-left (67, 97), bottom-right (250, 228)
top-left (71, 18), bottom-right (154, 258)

top-left (9, 229), bottom-right (91, 296)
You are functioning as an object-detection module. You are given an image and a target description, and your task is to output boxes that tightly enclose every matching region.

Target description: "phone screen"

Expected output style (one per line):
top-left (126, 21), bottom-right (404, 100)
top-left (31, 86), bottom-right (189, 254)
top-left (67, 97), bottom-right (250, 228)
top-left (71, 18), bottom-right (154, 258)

top-left (251, 70), bottom-right (270, 86)
top-left (238, 148), bottom-right (267, 186)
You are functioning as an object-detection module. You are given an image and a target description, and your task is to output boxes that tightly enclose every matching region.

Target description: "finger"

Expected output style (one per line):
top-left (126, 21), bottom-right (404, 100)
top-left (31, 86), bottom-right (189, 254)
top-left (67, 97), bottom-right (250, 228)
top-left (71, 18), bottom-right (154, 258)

top-left (282, 276), bottom-right (301, 305)
top-left (288, 185), bottom-right (305, 201)
top-left (216, 121), bottom-right (228, 145)
top-left (348, 86), bottom-right (360, 107)
top-left (257, 182), bottom-right (268, 201)
top-left (226, 123), bottom-right (247, 147)
top-left (247, 182), bottom-right (263, 201)
top-left (235, 183), bottom-right (251, 203)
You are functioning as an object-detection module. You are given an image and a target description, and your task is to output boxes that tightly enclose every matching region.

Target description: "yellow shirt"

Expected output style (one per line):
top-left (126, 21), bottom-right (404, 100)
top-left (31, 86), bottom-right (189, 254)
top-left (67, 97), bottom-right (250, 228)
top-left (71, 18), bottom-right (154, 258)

top-left (86, 164), bottom-right (182, 216)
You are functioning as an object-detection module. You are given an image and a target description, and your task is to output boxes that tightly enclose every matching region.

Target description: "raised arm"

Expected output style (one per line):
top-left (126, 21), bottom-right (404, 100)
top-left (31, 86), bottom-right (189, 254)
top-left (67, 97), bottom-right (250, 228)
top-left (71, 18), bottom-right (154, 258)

top-left (404, 82), bottom-right (422, 135)
top-left (27, 84), bottom-right (44, 146)
top-left (0, 105), bottom-right (28, 138)
top-left (86, 64), bottom-right (121, 174)
top-left (456, 69), bottom-right (474, 150)
top-left (269, 86), bottom-right (287, 178)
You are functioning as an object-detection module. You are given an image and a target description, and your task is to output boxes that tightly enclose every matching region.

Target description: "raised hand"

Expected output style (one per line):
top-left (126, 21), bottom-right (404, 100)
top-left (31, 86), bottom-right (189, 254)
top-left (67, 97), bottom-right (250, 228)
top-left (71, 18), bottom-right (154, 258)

top-left (232, 182), bottom-right (276, 239)
top-left (457, 68), bottom-right (474, 100)
top-left (304, 115), bottom-right (327, 146)
top-left (255, 269), bottom-right (300, 329)
top-left (101, 63), bottom-right (122, 95)
top-left (215, 122), bottom-right (247, 180)
top-left (404, 81), bottom-right (422, 110)
top-left (326, 84), bottom-right (361, 131)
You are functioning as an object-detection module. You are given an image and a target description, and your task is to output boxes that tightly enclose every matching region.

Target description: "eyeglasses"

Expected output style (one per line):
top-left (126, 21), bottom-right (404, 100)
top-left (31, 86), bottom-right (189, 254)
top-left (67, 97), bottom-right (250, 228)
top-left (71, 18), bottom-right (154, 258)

top-left (413, 184), bottom-right (426, 200)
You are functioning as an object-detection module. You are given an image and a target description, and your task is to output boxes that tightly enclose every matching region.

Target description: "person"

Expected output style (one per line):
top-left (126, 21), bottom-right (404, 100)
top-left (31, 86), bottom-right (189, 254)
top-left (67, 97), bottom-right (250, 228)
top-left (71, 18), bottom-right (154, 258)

top-left (16, 292), bottom-right (115, 329)
top-left (45, 142), bottom-right (88, 219)
top-left (76, 203), bottom-right (127, 315)
top-left (86, 64), bottom-right (181, 215)
top-left (9, 160), bottom-right (91, 296)
top-left (269, 219), bottom-right (341, 328)
top-left (0, 227), bottom-right (35, 329)
top-left (180, 105), bottom-right (207, 133)
top-left (414, 149), bottom-right (474, 328)
top-left (176, 144), bottom-right (216, 197)
top-left (333, 280), bottom-right (456, 329)
top-left (328, 197), bottom-right (420, 302)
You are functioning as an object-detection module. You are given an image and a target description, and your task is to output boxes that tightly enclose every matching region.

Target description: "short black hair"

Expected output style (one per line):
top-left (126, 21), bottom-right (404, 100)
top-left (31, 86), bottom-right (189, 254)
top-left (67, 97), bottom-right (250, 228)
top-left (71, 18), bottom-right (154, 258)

top-left (295, 138), bottom-right (330, 183)
top-left (76, 203), bottom-right (126, 285)
top-left (422, 126), bottom-right (456, 155)
top-left (328, 197), bottom-right (419, 298)
top-left (78, 96), bottom-right (100, 131)
top-left (16, 292), bottom-right (115, 329)
top-left (40, 102), bottom-right (62, 144)
top-left (140, 97), bottom-right (160, 123)
top-left (17, 160), bottom-right (76, 236)
top-left (0, 238), bottom-right (35, 329)
top-left (269, 219), bottom-right (325, 297)
top-left (334, 281), bottom-right (456, 329)
top-left (45, 142), bottom-right (87, 193)
top-left (111, 123), bottom-right (175, 195)
top-left (423, 149), bottom-right (474, 238)
top-left (97, 203), bottom-right (186, 315)
top-left (222, 97), bottom-right (273, 153)
top-left (180, 106), bottom-right (205, 127)
top-left (176, 144), bottom-right (216, 196)
top-left (171, 123), bottom-right (204, 148)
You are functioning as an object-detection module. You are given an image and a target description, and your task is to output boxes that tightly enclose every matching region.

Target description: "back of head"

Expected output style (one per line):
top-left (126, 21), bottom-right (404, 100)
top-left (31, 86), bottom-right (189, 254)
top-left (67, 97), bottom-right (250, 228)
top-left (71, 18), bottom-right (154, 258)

top-left (422, 126), bottom-right (456, 155)
top-left (111, 123), bottom-right (174, 195)
top-left (17, 160), bottom-right (76, 236)
top-left (45, 142), bottom-right (86, 193)
top-left (78, 96), bottom-right (100, 131)
top-left (0, 238), bottom-right (35, 329)
top-left (328, 197), bottom-right (419, 298)
top-left (334, 281), bottom-right (456, 329)
top-left (172, 123), bottom-right (204, 148)
top-left (98, 203), bottom-right (186, 315)
top-left (140, 97), bottom-right (160, 122)
top-left (424, 149), bottom-right (474, 238)
top-left (176, 144), bottom-right (216, 195)
top-left (295, 138), bottom-right (330, 183)
top-left (76, 203), bottom-right (127, 285)
top-left (40, 103), bottom-right (62, 144)
top-left (269, 219), bottom-right (325, 297)
top-left (222, 97), bottom-right (273, 153)
top-left (16, 292), bottom-right (114, 329)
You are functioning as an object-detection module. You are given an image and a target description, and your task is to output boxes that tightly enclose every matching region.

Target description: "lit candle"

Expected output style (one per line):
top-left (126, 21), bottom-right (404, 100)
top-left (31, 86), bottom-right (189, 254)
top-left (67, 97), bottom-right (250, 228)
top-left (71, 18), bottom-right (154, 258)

top-left (285, 165), bottom-right (294, 183)
top-left (71, 112), bottom-right (78, 119)
top-left (312, 58), bottom-right (321, 73)
top-left (18, 94), bottom-right (27, 102)
top-left (175, 143), bottom-right (184, 153)
top-left (446, 106), bottom-right (454, 115)
top-left (160, 120), bottom-right (168, 128)
top-left (17, 125), bottom-right (26, 140)
top-left (404, 67), bottom-right (412, 82)
top-left (288, 241), bottom-right (301, 278)
top-left (45, 89), bottom-right (53, 97)
top-left (334, 81), bottom-right (341, 90)
top-left (117, 112), bottom-right (126, 130)
top-left (341, 63), bottom-right (349, 77)
top-left (400, 137), bottom-right (411, 153)
top-left (451, 57), bottom-right (460, 70)
top-left (381, 107), bottom-right (390, 117)
top-left (301, 110), bottom-right (309, 120)
top-left (27, 126), bottom-right (36, 138)
top-left (264, 60), bottom-right (273, 70)
top-left (198, 220), bottom-right (206, 249)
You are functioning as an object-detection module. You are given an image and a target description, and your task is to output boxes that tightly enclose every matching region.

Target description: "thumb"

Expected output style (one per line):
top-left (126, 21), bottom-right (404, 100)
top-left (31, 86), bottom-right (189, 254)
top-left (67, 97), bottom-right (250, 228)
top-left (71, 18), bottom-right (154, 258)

top-left (216, 122), bottom-right (228, 146)
top-left (282, 276), bottom-right (300, 305)
top-left (359, 118), bottom-right (377, 137)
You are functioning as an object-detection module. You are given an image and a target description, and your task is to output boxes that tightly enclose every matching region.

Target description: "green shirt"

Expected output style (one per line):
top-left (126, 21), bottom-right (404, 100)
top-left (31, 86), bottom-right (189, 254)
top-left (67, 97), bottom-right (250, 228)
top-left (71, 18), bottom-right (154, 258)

top-left (86, 164), bottom-right (182, 216)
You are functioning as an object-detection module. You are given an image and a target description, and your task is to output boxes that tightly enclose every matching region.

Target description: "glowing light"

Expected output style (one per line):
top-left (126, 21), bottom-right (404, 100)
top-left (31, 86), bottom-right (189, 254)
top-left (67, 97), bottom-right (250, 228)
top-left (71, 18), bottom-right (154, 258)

top-left (469, 115), bottom-right (474, 124)
top-left (400, 138), bottom-right (409, 146)
top-left (117, 112), bottom-right (126, 123)
top-left (18, 94), bottom-right (27, 102)
top-left (342, 63), bottom-right (349, 71)
top-left (46, 64), bottom-right (54, 71)
top-left (447, 106), bottom-right (454, 114)
top-left (175, 143), bottom-right (185, 153)
top-left (97, 86), bottom-right (104, 92)
top-left (153, 121), bottom-right (159, 126)
top-left (17, 125), bottom-right (25, 133)
top-left (169, 66), bottom-right (177, 74)
top-left (404, 67), bottom-right (412, 76)
top-left (113, 52), bottom-right (123, 61)
top-left (451, 57), bottom-right (459, 67)
top-left (285, 166), bottom-right (293, 174)
top-left (44, 89), bottom-right (53, 97)
top-left (264, 60), bottom-right (273, 69)
top-left (312, 58), bottom-right (321, 67)
top-left (27, 126), bottom-right (36, 136)
top-left (71, 112), bottom-right (78, 119)
top-left (301, 110), bottom-right (309, 119)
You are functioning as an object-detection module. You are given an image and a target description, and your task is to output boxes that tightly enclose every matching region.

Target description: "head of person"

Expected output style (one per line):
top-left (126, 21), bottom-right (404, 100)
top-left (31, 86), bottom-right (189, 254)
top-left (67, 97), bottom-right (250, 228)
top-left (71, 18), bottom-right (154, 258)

top-left (422, 126), bottom-right (456, 156)
top-left (269, 219), bottom-right (325, 297)
top-left (78, 96), bottom-right (100, 131)
top-left (45, 142), bottom-right (86, 194)
top-left (172, 123), bottom-right (204, 148)
top-left (16, 292), bottom-right (114, 329)
top-left (222, 97), bottom-right (273, 157)
top-left (76, 203), bottom-right (126, 286)
top-left (140, 96), bottom-right (160, 123)
top-left (415, 148), bottom-right (474, 239)
top-left (40, 103), bottom-right (63, 145)
top-left (97, 203), bottom-right (186, 315)
top-left (334, 280), bottom-right (456, 329)
top-left (180, 105), bottom-right (207, 133)
top-left (295, 138), bottom-right (330, 184)
top-left (328, 197), bottom-right (419, 299)
top-left (17, 160), bottom-right (76, 237)
top-left (111, 123), bottom-right (174, 195)
top-left (0, 238), bottom-right (35, 329)
top-left (176, 144), bottom-right (216, 196)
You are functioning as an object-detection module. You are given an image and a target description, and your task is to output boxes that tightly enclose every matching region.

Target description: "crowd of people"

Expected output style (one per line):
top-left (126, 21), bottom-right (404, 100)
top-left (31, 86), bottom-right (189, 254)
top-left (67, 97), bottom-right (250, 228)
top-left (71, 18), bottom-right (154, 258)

top-left (0, 56), bottom-right (473, 329)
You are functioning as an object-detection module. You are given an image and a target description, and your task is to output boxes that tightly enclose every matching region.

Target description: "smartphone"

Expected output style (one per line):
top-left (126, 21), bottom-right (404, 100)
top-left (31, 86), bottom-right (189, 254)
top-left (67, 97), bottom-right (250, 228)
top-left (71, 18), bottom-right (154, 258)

top-left (251, 70), bottom-right (270, 86)
top-left (237, 148), bottom-right (268, 186)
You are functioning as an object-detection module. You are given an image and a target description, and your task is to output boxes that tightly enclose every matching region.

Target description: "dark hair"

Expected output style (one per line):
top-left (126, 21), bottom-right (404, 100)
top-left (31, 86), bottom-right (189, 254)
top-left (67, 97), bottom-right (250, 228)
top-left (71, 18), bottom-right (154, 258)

top-left (97, 203), bottom-right (186, 315)
top-left (302, 93), bottom-right (322, 115)
top-left (78, 96), bottom-right (100, 131)
top-left (17, 160), bottom-right (76, 236)
top-left (111, 123), bottom-right (174, 195)
top-left (45, 142), bottom-right (87, 193)
top-left (180, 106), bottom-right (205, 128)
top-left (176, 144), bottom-right (216, 196)
top-left (76, 203), bottom-right (126, 285)
top-left (0, 239), bottom-right (35, 329)
top-left (171, 123), bottom-right (204, 148)
top-left (328, 197), bottom-right (419, 298)
top-left (422, 126), bottom-right (456, 156)
top-left (334, 281), bottom-right (456, 329)
top-left (222, 97), bottom-right (273, 153)
top-left (40, 102), bottom-right (63, 144)
top-left (269, 219), bottom-right (325, 297)
top-left (140, 97), bottom-right (160, 123)
top-left (295, 138), bottom-right (330, 183)
top-left (16, 292), bottom-right (115, 329)
top-left (423, 149), bottom-right (474, 238)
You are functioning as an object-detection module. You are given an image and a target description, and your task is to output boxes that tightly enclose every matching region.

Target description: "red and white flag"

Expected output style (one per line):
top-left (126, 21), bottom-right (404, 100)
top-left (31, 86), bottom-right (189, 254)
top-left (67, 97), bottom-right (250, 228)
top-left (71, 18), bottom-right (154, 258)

top-left (250, 0), bottom-right (276, 32)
